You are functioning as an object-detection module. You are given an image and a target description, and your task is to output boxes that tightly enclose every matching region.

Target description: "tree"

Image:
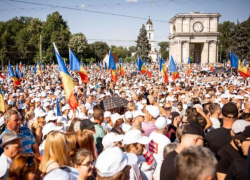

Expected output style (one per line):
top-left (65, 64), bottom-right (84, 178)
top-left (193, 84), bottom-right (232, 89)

top-left (135, 24), bottom-right (151, 61)
top-left (87, 41), bottom-right (109, 62)
top-left (68, 33), bottom-right (88, 60)
top-left (158, 42), bottom-right (169, 59)
top-left (128, 46), bottom-right (136, 57)
top-left (229, 21), bottom-right (249, 60)
top-left (218, 21), bottom-right (235, 62)
top-left (41, 11), bottom-right (71, 64)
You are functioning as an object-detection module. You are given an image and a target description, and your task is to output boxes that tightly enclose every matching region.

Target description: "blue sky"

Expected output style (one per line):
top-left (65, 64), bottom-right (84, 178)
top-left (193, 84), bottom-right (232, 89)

top-left (0, 0), bottom-right (249, 48)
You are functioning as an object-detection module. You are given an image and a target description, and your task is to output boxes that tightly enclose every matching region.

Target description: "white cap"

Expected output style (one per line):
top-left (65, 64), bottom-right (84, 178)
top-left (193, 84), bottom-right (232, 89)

top-left (42, 123), bottom-right (63, 139)
top-left (232, 120), bottom-right (250, 134)
top-left (43, 102), bottom-right (50, 107)
top-left (205, 94), bottom-right (211, 98)
top-left (220, 94), bottom-right (229, 99)
top-left (123, 130), bottom-right (150, 145)
top-left (104, 111), bottom-right (112, 118)
top-left (124, 111), bottom-right (133, 119)
top-left (34, 98), bottom-right (41, 102)
top-left (155, 117), bottom-right (172, 130)
top-left (102, 132), bottom-right (124, 149)
top-left (111, 113), bottom-right (123, 127)
top-left (146, 105), bottom-right (160, 118)
top-left (235, 95), bottom-right (244, 100)
top-left (45, 113), bottom-right (57, 123)
top-left (95, 147), bottom-right (138, 177)
top-left (35, 110), bottom-right (47, 118)
top-left (62, 104), bottom-right (71, 112)
top-left (133, 110), bottom-right (145, 118)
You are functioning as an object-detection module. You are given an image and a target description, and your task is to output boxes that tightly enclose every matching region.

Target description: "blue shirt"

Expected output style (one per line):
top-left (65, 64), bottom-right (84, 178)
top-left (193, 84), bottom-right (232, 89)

top-left (4, 126), bottom-right (37, 153)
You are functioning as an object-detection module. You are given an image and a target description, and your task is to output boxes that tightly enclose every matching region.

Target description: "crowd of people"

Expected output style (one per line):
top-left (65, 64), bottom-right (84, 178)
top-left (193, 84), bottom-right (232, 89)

top-left (0, 62), bottom-right (250, 180)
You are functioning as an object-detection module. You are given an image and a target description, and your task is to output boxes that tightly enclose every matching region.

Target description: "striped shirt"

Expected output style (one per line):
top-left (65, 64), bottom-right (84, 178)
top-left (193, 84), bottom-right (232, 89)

top-left (4, 126), bottom-right (37, 153)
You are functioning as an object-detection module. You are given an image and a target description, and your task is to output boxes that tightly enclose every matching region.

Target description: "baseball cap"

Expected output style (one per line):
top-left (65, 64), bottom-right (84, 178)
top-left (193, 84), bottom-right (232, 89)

top-left (102, 132), bottom-right (124, 149)
top-left (124, 111), bottom-right (133, 119)
top-left (123, 130), bottom-right (150, 145)
top-left (133, 110), bottom-right (145, 118)
top-left (42, 123), bottom-right (63, 140)
top-left (232, 120), bottom-right (250, 134)
top-left (62, 105), bottom-right (71, 112)
top-left (95, 147), bottom-right (138, 177)
top-left (155, 117), bottom-right (172, 130)
top-left (104, 111), bottom-right (111, 118)
top-left (146, 105), bottom-right (160, 118)
top-left (220, 94), bottom-right (229, 99)
top-left (80, 119), bottom-right (95, 131)
top-left (182, 123), bottom-right (205, 138)
top-left (205, 94), bottom-right (211, 98)
top-left (45, 113), bottom-right (57, 123)
top-left (233, 126), bottom-right (250, 140)
top-left (111, 113), bottom-right (123, 127)
top-left (222, 102), bottom-right (238, 119)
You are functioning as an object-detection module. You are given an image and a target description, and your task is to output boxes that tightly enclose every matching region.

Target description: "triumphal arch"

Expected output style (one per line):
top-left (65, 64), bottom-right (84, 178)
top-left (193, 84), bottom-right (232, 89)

top-left (169, 12), bottom-right (221, 64)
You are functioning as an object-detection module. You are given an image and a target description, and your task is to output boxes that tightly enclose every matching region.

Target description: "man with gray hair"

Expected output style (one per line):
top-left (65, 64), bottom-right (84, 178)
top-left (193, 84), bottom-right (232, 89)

top-left (175, 146), bottom-right (217, 180)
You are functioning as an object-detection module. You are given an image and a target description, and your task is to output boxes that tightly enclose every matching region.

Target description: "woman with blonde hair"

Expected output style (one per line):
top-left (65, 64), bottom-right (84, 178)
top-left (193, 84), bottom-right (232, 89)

top-left (77, 130), bottom-right (97, 160)
top-left (71, 148), bottom-right (95, 180)
top-left (40, 131), bottom-right (69, 174)
top-left (7, 153), bottom-right (41, 180)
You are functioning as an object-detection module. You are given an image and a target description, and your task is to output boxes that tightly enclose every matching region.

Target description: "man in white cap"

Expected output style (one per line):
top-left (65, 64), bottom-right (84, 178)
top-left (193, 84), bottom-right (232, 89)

top-left (103, 111), bottom-right (112, 133)
top-left (121, 111), bottom-right (133, 133)
top-left (123, 130), bottom-right (156, 180)
top-left (149, 117), bottom-right (171, 165)
top-left (95, 147), bottom-right (138, 180)
top-left (34, 98), bottom-right (45, 115)
top-left (142, 105), bottom-right (160, 136)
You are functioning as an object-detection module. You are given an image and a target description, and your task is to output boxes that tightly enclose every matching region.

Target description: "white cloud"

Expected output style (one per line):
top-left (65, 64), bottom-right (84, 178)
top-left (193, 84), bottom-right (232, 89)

top-left (80, 4), bottom-right (85, 8)
top-left (126, 0), bottom-right (138, 2)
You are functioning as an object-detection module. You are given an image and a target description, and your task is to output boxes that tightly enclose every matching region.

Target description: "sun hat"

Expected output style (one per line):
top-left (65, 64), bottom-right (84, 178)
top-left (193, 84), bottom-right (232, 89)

top-left (104, 111), bottom-right (112, 118)
top-left (111, 113), bottom-right (123, 127)
top-left (95, 147), bottom-right (138, 177)
top-left (0, 132), bottom-right (22, 148)
top-left (123, 130), bottom-right (150, 145)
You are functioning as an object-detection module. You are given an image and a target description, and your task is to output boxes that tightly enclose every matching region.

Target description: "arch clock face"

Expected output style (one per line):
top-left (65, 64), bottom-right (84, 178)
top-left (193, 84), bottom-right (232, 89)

top-left (193, 22), bottom-right (203, 32)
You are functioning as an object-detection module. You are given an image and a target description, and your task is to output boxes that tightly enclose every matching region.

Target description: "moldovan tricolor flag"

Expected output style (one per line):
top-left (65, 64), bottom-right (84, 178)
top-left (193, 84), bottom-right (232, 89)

top-left (0, 86), bottom-right (5, 112)
top-left (159, 57), bottom-right (168, 83)
top-left (108, 50), bottom-right (117, 84)
top-left (119, 59), bottom-right (125, 76)
top-left (19, 61), bottom-right (22, 70)
top-left (69, 48), bottom-right (89, 83)
top-left (169, 56), bottom-right (180, 81)
top-left (137, 58), bottom-right (152, 77)
top-left (36, 62), bottom-right (42, 75)
top-left (53, 43), bottom-right (78, 110)
top-left (231, 51), bottom-right (250, 78)
top-left (186, 57), bottom-right (191, 76)
top-left (8, 62), bottom-right (20, 86)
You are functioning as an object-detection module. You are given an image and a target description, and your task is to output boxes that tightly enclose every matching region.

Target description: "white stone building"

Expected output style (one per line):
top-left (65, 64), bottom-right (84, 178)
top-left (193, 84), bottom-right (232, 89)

top-left (146, 18), bottom-right (158, 62)
top-left (169, 12), bottom-right (221, 64)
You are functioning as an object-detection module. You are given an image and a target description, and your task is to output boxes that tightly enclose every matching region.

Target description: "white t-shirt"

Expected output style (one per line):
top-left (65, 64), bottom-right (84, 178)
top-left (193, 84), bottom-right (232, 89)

top-left (153, 161), bottom-right (162, 180)
top-left (0, 153), bottom-right (12, 179)
top-left (208, 117), bottom-right (221, 131)
top-left (148, 131), bottom-right (171, 165)
top-left (138, 149), bottom-right (156, 180)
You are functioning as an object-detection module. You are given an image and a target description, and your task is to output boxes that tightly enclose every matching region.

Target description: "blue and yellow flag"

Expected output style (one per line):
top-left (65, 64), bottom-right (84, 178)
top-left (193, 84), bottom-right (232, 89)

top-left (169, 56), bottom-right (180, 81)
top-left (159, 57), bottom-right (168, 83)
top-left (230, 51), bottom-right (250, 78)
top-left (186, 57), bottom-right (191, 76)
top-left (69, 48), bottom-right (89, 83)
top-left (108, 50), bottom-right (117, 84)
top-left (0, 86), bottom-right (5, 112)
top-left (54, 43), bottom-right (78, 111)
top-left (8, 62), bottom-right (20, 86)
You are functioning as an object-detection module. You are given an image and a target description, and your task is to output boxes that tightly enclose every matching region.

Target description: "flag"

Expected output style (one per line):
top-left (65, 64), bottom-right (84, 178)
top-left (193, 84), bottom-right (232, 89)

top-left (21, 72), bottom-right (24, 78)
top-left (159, 57), bottom-right (168, 83)
top-left (51, 61), bottom-right (54, 69)
top-left (34, 66), bottom-right (37, 75)
top-left (36, 62), bottom-right (42, 75)
top-left (137, 58), bottom-right (152, 77)
top-left (56, 98), bottom-right (61, 116)
top-left (69, 49), bottom-right (89, 83)
top-left (0, 86), bottom-right (5, 112)
top-left (16, 64), bottom-right (20, 79)
top-left (108, 50), bottom-right (117, 84)
top-left (243, 59), bottom-right (246, 66)
top-left (53, 43), bottom-right (78, 110)
top-left (230, 51), bottom-right (250, 78)
top-left (97, 62), bottom-right (101, 72)
top-left (119, 59), bottom-right (125, 76)
top-left (19, 61), bottom-right (22, 69)
top-left (227, 58), bottom-right (231, 66)
top-left (8, 62), bottom-right (20, 86)
top-left (186, 57), bottom-right (191, 76)
top-left (209, 64), bottom-right (214, 71)
top-left (0, 74), bottom-right (5, 79)
top-left (104, 61), bottom-right (108, 70)
top-left (169, 56), bottom-right (180, 81)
